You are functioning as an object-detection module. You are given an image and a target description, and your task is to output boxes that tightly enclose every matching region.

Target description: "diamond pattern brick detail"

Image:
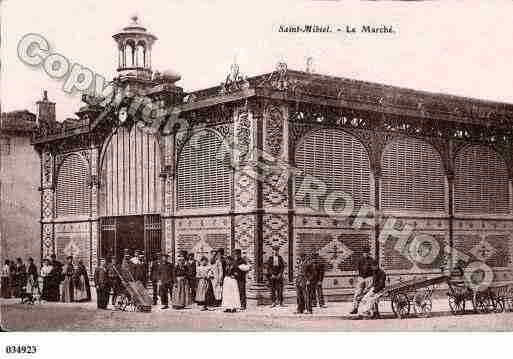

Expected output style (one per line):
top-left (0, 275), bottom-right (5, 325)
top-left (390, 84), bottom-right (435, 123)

top-left (263, 172), bottom-right (287, 208)
top-left (235, 172), bottom-right (256, 209)
top-left (235, 215), bottom-right (255, 282)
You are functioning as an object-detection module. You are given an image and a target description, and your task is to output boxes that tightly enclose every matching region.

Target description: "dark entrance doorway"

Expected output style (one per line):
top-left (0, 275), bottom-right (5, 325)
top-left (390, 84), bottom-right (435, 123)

top-left (100, 215), bottom-right (161, 263)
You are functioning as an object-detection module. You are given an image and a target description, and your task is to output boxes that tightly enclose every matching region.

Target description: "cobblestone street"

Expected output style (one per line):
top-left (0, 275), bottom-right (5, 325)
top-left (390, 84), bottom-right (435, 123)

top-left (2, 297), bottom-right (513, 331)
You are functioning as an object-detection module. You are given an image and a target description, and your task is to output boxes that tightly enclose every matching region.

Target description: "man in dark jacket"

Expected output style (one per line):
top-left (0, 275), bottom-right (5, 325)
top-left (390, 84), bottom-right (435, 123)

top-left (311, 252), bottom-right (327, 308)
top-left (266, 246), bottom-right (285, 307)
top-left (233, 249), bottom-right (249, 310)
top-left (358, 262), bottom-right (386, 318)
top-left (186, 253), bottom-right (197, 301)
top-left (48, 254), bottom-right (62, 301)
top-left (350, 246), bottom-right (376, 314)
top-left (94, 258), bottom-right (110, 309)
top-left (294, 252), bottom-right (315, 314)
top-left (149, 253), bottom-right (160, 305)
top-left (157, 253), bottom-right (174, 309)
top-left (107, 257), bottom-right (122, 305)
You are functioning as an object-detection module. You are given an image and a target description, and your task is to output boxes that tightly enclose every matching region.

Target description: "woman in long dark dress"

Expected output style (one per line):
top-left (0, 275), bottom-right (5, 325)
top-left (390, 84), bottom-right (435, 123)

top-left (171, 254), bottom-right (190, 309)
top-left (14, 258), bottom-right (27, 298)
top-left (73, 260), bottom-right (91, 302)
top-left (1, 260), bottom-right (11, 298)
top-left (61, 256), bottom-right (74, 302)
top-left (26, 258), bottom-right (39, 298)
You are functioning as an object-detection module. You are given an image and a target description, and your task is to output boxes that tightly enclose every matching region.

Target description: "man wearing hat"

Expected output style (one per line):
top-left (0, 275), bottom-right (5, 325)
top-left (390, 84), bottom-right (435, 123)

top-left (349, 246), bottom-right (376, 314)
top-left (294, 252), bottom-right (315, 314)
top-left (266, 246), bottom-right (285, 307)
top-left (150, 253), bottom-right (161, 305)
top-left (94, 258), bottom-right (110, 309)
top-left (157, 253), bottom-right (174, 309)
top-left (233, 249), bottom-right (250, 310)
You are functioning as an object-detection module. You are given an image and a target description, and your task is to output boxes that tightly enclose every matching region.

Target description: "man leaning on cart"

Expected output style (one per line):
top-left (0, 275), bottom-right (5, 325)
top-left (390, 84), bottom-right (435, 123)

top-left (349, 246), bottom-right (376, 315)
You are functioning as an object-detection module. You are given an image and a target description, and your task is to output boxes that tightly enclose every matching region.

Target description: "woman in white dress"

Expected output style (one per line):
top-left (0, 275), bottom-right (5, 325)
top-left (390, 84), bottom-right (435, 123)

top-left (221, 256), bottom-right (241, 312)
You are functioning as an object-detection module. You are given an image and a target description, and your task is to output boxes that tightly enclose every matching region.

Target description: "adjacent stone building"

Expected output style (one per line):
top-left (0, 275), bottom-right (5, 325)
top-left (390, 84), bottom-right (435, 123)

top-left (30, 17), bottom-right (513, 303)
top-left (0, 110), bottom-right (40, 266)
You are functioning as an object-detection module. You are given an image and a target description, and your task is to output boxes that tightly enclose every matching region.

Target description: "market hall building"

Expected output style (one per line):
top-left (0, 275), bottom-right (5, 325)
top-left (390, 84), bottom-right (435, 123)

top-left (31, 18), bottom-right (513, 303)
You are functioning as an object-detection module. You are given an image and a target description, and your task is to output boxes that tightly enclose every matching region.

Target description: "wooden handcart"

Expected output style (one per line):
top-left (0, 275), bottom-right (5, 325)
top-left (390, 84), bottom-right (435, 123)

top-left (446, 279), bottom-right (513, 315)
top-left (111, 265), bottom-right (152, 313)
top-left (374, 275), bottom-right (450, 319)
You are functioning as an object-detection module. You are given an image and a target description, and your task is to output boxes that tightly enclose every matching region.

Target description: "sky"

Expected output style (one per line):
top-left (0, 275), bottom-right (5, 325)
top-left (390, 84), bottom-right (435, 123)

top-left (2, 0), bottom-right (513, 121)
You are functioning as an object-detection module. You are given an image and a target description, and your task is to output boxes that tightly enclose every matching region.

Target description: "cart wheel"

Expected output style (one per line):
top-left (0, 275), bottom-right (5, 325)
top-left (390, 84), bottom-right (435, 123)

top-left (391, 293), bottom-right (410, 319)
top-left (448, 294), bottom-right (465, 315)
top-left (494, 298), bottom-right (505, 313)
top-left (114, 293), bottom-right (129, 311)
top-left (472, 292), bottom-right (493, 314)
top-left (413, 295), bottom-right (432, 318)
top-left (128, 299), bottom-right (137, 312)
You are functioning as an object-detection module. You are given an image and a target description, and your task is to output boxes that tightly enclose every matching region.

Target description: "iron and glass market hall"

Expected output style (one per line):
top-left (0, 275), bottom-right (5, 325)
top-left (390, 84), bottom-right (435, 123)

top-left (32, 18), bottom-right (513, 303)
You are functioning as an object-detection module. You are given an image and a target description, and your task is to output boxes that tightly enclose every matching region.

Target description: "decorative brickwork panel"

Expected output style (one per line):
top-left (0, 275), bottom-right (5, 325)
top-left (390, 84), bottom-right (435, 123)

top-left (455, 145), bottom-right (510, 214)
top-left (42, 223), bottom-right (53, 259)
top-left (263, 172), bottom-right (288, 208)
top-left (175, 216), bottom-right (230, 261)
top-left (380, 232), bottom-right (447, 272)
top-left (234, 214), bottom-right (256, 283)
top-left (381, 138), bottom-right (446, 212)
top-left (177, 130), bottom-right (232, 210)
top-left (56, 154), bottom-right (90, 217)
top-left (295, 129), bottom-right (371, 210)
top-left (42, 152), bottom-right (53, 187)
top-left (263, 214), bottom-right (289, 277)
top-left (296, 231), bottom-right (372, 273)
top-left (42, 189), bottom-right (54, 220)
top-left (264, 107), bottom-right (283, 158)
top-left (54, 222), bottom-right (91, 267)
top-left (90, 221), bottom-right (98, 272)
top-left (164, 176), bottom-right (173, 214)
top-left (453, 220), bottom-right (512, 269)
top-left (164, 218), bottom-right (173, 256)
top-left (234, 171), bottom-right (257, 210)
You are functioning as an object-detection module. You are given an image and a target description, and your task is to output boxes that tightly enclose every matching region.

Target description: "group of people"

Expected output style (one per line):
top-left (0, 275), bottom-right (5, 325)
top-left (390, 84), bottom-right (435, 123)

top-left (2, 246), bottom-right (386, 319)
top-left (292, 246), bottom-right (386, 319)
top-left (94, 247), bottom-right (251, 313)
top-left (1, 255), bottom-right (91, 303)
top-left (1, 257), bottom-right (38, 299)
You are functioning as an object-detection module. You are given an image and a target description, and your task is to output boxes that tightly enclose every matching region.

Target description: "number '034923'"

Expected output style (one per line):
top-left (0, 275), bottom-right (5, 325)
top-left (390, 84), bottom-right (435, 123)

top-left (5, 345), bottom-right (37, 354)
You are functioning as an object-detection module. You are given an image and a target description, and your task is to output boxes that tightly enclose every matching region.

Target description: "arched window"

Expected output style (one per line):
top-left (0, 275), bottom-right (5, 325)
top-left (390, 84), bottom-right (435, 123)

top-left (454, 145), bottom-right (510, 214)
top-left (177, 130), bottom-right (231, 210)
top-left (295, 129), bottom-right (372, 210)
top-left (99, 126), bottom-right (162, 216)
top-left (56, 154), bottom-right (90, 217)
top-left (136, 42), bottom-right (146, 67)
top-left (124, 41), bottom-right (135, 67)
top-left (381, 138), bottom-right (446, 212)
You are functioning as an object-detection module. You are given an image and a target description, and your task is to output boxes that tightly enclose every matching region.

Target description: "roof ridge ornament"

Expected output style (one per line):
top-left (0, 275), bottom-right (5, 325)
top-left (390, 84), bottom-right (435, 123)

top-left (219, 60), bottom-right (250, 94)
top-left (258, 61), bottom-right (289, 91)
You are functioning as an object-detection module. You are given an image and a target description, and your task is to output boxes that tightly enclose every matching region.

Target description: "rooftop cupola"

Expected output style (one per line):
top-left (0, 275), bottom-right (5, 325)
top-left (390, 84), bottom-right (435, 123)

top-left (112, 15), bottom-right (157, 81)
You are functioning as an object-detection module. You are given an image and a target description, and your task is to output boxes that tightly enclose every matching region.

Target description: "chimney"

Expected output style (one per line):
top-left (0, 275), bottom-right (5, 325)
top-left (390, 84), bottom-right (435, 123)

top-left (36, 90), bottom-right (56, 126)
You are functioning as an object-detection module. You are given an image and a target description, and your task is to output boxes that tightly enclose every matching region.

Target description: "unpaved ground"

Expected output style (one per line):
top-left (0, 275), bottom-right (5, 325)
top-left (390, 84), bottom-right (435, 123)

top-left (2, 297), bottom-right (513, 331)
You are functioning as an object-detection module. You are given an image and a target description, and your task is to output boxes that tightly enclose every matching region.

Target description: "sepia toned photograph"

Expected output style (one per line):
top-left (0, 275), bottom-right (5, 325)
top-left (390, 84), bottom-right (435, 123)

top-left (1, 0), bottom-right (513, 344)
